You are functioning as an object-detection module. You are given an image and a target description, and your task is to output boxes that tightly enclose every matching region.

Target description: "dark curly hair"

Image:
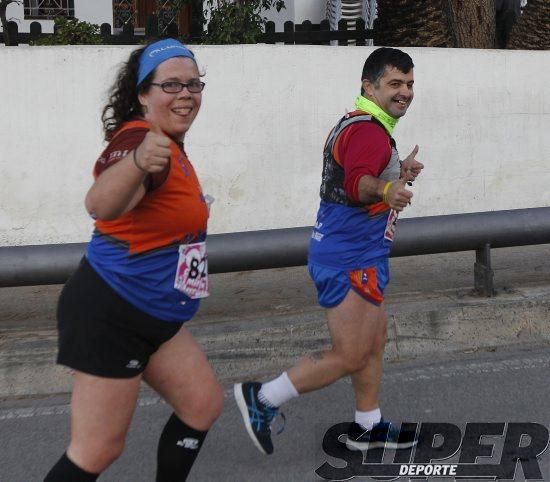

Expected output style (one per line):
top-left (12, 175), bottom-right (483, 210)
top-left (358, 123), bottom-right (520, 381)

top-left (101, 46), bottom-right (154, 142)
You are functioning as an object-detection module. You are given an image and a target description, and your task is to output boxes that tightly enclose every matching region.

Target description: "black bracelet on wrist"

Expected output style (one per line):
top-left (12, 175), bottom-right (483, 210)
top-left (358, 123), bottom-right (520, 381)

top-left (133, 148), bottom-right (147, 172)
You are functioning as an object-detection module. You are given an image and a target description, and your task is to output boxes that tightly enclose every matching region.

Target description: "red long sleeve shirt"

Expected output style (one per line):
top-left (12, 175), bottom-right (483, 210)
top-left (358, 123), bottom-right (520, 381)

top-left (333, 121), bottom-right (393, 203)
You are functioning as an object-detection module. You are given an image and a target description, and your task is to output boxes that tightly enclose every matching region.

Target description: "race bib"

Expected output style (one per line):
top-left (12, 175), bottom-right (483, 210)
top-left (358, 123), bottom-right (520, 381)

top-left (174, 242), bottom-right (209, 299)
top-left (384, 209), bottom-right (398, 242)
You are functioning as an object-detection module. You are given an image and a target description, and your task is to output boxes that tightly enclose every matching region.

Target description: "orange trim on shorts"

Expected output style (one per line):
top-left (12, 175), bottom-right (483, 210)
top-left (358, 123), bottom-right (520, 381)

top-left (349, 267), bottom-right (384, 305)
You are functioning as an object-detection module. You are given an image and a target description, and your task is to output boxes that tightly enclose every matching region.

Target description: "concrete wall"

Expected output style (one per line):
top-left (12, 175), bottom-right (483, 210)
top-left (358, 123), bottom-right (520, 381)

top-left (2, 0), bottom-right (112, 34)
top-left (1, 45), bottom-right (549, 246)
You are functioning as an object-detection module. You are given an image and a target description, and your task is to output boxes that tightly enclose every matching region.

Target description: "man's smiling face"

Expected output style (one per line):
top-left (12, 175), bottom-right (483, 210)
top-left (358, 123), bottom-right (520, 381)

top-left (363, 66), bottom-right (414, 118)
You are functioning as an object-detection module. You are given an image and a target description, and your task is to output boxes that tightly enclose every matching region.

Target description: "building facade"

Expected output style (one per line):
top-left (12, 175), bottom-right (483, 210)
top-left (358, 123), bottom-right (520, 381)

top-left (3, 0), bottom-right (191, 35)
top-left (3, 1), bottom-right (379, 37)
top-left (5, 0), bottom-right (112, 34)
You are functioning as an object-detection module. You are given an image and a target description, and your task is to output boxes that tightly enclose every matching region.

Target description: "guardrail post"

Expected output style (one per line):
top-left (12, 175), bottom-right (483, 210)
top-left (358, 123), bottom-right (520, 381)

top-left (474, 243), bottom-right (494, 296)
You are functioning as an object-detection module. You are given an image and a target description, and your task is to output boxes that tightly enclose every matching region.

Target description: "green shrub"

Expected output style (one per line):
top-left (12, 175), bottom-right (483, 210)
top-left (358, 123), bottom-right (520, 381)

top-left (203, 0), bottom-right (285, 44)
top-left (33, 16), bottom-right (103, 45)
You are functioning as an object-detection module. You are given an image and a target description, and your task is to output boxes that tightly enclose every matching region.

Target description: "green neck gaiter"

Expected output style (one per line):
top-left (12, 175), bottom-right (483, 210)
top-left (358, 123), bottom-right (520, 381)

top-left (355, 95), bottom-right (398, 135)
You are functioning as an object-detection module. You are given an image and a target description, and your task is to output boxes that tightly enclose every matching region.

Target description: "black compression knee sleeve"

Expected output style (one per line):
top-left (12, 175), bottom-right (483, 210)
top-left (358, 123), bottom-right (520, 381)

top-left (44, 452), bottom-right (99, 482)
top-left (156, 413), bottom-right (208, 482)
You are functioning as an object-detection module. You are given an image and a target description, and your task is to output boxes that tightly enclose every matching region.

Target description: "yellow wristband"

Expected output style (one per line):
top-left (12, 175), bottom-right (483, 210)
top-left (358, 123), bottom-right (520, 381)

top-left (382, 181), bottom-right (393, 204)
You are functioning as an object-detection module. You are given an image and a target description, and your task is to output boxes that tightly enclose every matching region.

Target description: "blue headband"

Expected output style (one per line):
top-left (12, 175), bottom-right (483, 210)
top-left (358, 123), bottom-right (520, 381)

top-left (137, 39), bottom-right (195, 86)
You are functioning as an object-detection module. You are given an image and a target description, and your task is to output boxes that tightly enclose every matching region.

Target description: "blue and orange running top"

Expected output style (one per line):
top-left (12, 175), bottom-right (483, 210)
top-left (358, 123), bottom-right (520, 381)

top-left (309, 111), bottom-right (401, 270)
top-left (86, 120), bottom-right (209, 322)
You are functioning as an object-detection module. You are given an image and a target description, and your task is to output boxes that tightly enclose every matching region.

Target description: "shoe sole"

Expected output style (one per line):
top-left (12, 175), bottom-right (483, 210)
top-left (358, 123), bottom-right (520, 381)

top-left (345, 438), bottom-right (417, 451)
top-left (233, 383), bottom-right (269, 456)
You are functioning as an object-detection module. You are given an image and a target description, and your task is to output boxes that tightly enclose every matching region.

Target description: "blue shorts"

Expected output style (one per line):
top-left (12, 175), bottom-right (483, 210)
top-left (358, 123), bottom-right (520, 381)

top-left (308, 257), bottom-right (390, 308)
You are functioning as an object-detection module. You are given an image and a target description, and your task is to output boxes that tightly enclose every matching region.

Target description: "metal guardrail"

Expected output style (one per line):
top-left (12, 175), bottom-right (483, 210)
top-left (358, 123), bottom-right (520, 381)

top-left (1, 207), bottom-right (549, 296)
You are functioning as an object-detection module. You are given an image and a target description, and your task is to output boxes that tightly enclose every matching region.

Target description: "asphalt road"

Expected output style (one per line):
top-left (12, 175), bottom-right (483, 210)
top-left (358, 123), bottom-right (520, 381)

top-left (1, 343), bottom-right (549, 482)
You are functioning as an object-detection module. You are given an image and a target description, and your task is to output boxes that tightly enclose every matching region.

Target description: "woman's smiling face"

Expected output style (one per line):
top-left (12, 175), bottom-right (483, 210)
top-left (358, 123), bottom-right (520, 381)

top-left (139, 57), bottom-right (202, 139)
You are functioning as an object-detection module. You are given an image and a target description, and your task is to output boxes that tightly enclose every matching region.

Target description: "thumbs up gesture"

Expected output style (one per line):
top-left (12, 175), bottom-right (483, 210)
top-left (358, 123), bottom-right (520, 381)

top-left (133, 123), bottom-right (171, 173)
top-left (400, 145), bottom-right (424, 183)
top-left (386, 178), bottom-right (413, 212)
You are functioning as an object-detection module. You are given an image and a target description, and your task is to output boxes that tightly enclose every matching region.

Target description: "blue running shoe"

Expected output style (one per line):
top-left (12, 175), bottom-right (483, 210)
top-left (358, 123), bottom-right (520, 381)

top-left (346, 418), bottom-right (417, 451)
top-left (234, 382), bottom-right (282, 455)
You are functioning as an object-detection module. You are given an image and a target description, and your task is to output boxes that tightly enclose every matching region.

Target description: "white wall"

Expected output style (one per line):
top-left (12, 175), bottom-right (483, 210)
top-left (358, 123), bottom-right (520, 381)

top-left (1, 45), bottom-right (549, 246)
top-left (2, 1), bottom-right (112, 34)
top-left (263, 0), bottom-right (325, 30)
top-left (294, 0), bottom-right (326, 23)
top-left (74, 0), bottom-right (113, 27)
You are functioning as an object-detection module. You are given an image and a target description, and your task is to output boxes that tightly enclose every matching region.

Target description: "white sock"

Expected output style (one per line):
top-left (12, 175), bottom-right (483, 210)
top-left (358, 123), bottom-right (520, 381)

top-left (355, 408), bottom-right (382, 431)
top-left (258, 372), bottom-right (299, 408)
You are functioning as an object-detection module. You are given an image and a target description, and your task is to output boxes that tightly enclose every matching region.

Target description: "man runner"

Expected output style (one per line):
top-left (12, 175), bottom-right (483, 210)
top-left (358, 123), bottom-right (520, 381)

top-left (235, 47), bottom-right (424, 455)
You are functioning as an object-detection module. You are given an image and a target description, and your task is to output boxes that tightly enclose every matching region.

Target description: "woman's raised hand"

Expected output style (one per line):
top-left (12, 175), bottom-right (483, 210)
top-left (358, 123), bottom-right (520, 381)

top-left (134, 123), bottom-right (171, 173)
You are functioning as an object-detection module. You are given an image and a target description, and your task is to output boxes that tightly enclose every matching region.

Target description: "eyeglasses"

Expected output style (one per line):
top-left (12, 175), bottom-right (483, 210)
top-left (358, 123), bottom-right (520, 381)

top-left (150, 80), bottom-right (206, 94)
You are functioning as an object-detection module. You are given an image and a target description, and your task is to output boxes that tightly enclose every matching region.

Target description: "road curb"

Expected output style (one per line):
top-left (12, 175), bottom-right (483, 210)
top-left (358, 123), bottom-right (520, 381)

top-left (1, 283), bottom-right (549, 398)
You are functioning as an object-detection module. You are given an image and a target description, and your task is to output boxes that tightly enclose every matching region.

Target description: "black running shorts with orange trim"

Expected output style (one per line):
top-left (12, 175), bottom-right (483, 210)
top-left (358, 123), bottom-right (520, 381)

top-left (56, 257), bottom-right (183, 378)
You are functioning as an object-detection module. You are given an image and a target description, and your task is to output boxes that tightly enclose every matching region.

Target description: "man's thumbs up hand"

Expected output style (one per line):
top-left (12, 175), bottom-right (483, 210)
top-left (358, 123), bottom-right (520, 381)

top-left (400, 144), bottom-right (424, 183)
top-left (385, 178), bottom-right (413, 212)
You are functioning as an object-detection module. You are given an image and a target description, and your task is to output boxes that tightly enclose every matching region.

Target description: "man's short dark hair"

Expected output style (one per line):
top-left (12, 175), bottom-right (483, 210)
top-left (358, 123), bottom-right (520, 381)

top-left (361, 47), bottom-right (414, 89)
